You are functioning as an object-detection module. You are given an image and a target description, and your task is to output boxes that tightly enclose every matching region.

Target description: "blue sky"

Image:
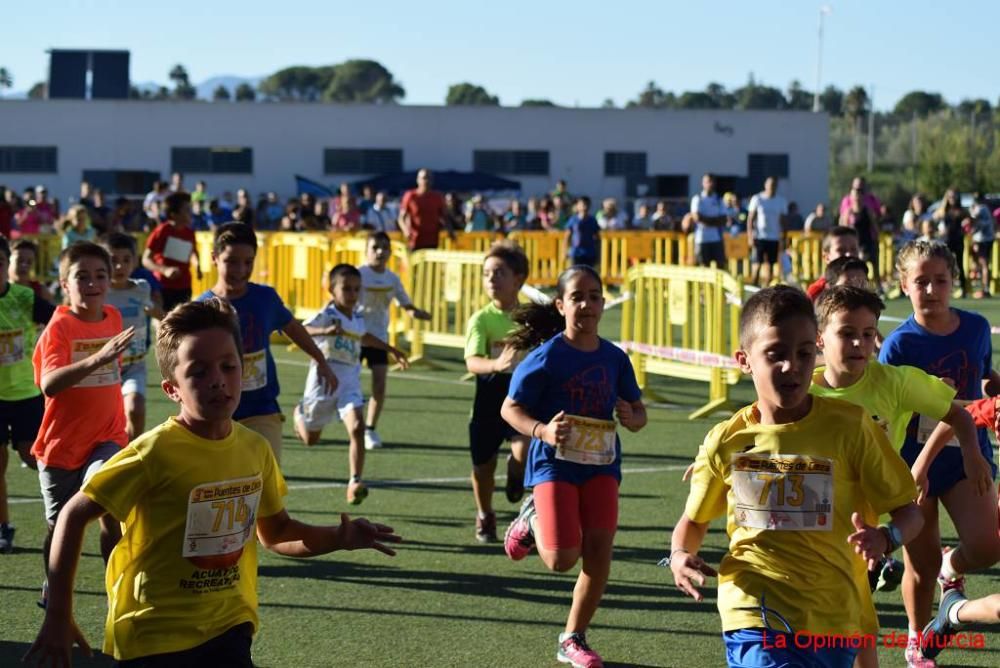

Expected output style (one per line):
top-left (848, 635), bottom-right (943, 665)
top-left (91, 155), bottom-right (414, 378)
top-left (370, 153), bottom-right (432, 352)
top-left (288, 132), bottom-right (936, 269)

top-left (4, 0), bottom-right (997, 109)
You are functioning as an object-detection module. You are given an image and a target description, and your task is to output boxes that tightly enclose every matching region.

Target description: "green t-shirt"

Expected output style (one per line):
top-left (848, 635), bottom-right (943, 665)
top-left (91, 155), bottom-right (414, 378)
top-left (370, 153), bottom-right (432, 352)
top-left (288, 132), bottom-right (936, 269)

top-left (809, 360), bottom-right (955, 451)
top-left (0, 282), bottom-right (42, 401)
top-left (464, 303), bottom-right (516, 365)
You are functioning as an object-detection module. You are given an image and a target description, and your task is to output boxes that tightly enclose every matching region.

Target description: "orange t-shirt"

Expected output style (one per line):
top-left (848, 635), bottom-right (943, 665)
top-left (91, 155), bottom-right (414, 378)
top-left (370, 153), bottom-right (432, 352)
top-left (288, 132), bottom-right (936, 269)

top-left (31, 305), bottom-right (127, 469)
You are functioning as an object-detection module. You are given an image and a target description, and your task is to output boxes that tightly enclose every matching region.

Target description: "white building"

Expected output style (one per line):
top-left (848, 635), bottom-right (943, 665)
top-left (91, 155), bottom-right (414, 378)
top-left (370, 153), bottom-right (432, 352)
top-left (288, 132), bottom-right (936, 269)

top-left (0, 100), bottom-right (828, 208)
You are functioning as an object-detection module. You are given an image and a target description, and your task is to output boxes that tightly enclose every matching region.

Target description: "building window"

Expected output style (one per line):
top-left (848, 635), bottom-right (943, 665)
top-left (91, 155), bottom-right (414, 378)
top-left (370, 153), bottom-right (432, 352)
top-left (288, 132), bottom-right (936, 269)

top-left (324, 149), bottom-right (403, 175)
top-left (746, 153), bottom-right (789, 186)
top-left (474, 150), bottom-right (549, 176)
top-left (0, 146), bottom-right (58, 173)
top-left (171, 147), bottom-right (253, 174)
top-left (604, 151), bottom-right (647, 177)
top-left (82, 169), bottom-right (160, 196)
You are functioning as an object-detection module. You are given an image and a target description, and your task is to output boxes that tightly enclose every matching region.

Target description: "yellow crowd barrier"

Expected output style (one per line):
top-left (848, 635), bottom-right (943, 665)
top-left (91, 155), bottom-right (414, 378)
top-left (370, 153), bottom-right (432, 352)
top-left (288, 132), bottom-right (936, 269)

top-left (620, 263), bottom-right (743, 419)
top-left (190, 230), bottom-right (270, 298)
top-left (508, 230), bottom-right (567, 286)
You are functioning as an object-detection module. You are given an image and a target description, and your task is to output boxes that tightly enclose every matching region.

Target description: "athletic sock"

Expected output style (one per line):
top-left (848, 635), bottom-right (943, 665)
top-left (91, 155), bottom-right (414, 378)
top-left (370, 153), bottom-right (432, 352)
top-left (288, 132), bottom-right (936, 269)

top-left (940, 548), bottom-right (961, 580)
top-left (948, 600), bottom-right (967, 626)
top-left (477, 511), bottom-right (489, 520)
top-left (908, 628), bottom-right (920, 644)
top-left (350, 474), bottom-right (361, 484)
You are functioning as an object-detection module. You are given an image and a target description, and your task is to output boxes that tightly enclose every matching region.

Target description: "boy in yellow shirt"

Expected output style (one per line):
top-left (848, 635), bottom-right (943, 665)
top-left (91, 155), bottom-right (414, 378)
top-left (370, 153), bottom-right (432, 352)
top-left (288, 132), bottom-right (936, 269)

top-left (26, 299), bottom-right (401, 666)
top-left (669, 285), bottom-right (923, 668)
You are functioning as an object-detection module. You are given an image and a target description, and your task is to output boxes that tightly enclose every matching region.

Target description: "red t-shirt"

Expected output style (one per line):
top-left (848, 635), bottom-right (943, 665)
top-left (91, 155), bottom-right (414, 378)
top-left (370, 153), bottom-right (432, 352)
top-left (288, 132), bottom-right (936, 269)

top-left (401, 189), bottom-right (446, 250)
top-left (32, 305), bottom-right (127, 469)
top-left (806, 276), bottom-right (827, 302)
top-left (145, 221), bottom-right (196, 290)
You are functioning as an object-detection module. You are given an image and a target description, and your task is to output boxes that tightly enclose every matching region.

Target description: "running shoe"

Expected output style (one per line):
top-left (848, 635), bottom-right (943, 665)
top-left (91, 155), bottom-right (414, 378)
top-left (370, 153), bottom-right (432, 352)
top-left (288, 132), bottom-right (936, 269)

top-left (0, 523), bottom-right (14, 554)
top-left (475, 512), bottom-right (497, 543)
top-left (505, 454), bottom-right (524, 503)
top-left (37, 580), bottom-right (48, 610)
top-left (876, 556), bottom-right (904, 592)
top-left (504, 494), bottom-right (536, 560)
top-left (347, 480), bottom-right (369, 505)
top-left (558, 633), bottom-right (604, 668)
top-left (921, 588), bottom-right (967, 660)
top-left (937, 547), bottom-right (966, 596)
top-left (904, 638), bottom-right (937, 668)
top-left (364, 428), bottom-right (383, 450)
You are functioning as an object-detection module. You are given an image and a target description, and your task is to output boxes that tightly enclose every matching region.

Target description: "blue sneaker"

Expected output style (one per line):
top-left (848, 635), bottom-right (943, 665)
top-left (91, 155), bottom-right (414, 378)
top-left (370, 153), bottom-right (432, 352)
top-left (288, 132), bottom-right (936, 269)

top-left (921, 588), bottom-right (967, 660)
top-left (0, 523), bottom-right (14, 554)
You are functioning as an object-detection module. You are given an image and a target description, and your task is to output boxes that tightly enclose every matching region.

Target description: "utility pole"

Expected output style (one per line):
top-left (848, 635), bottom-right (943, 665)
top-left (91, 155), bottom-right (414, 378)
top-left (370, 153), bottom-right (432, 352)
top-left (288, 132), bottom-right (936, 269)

top-left (812, 5), bottom-right (832, 112)
top-left (866, 85), bottom-right (875, 173)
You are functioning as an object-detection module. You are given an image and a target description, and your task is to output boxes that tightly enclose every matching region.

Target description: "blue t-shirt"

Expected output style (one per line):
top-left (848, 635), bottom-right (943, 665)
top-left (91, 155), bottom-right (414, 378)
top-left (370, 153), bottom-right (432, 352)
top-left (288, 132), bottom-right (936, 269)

top-left (196, 283), bottom-right (293, 420)
top-left (509, 334), bottom-right (641, 486)
top-left (879, 309), bottom-right (995, 486)
top-left (566, 215), bottom-right (600, 261)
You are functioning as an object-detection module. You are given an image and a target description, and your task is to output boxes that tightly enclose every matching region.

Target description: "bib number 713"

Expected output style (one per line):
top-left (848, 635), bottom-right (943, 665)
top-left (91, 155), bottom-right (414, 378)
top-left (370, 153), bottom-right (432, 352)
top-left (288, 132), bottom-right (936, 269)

top-left (757, 473), bottom-right (805, 507)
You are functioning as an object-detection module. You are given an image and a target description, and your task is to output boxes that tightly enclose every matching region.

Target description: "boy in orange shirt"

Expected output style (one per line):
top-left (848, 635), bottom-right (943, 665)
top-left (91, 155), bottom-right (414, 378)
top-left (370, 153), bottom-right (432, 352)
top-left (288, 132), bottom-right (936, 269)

top-left (32, 241), bottom-right (135, 605)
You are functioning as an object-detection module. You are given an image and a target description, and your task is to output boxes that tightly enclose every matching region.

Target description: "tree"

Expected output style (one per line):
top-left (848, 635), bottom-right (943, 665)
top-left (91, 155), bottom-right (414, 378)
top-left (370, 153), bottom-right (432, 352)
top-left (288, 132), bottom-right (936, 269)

top-left (322, 59), bottom-right (404, 103)
top-left (169, 64), bottom-right (196, 100)
top-left (601, 98), bottom-right (616, 109)
top-left (520, 99), bottom-right (557, 107)
top-left (626, 81), bottom-right (675, 109)
top-left (28, 81), bottom-right (46, 99)
top-left (786, 80), bottom-right (813, 111)
top-left (843, 86), bottom-right (870, 122)
top-left (956, 98), bottom-right (991, 116)
top-left (154, 86), bottom-right (170, 101)
top-left (818, 85), bottom-right (844, 116)
top-left (213, 85), bottom-right (231, 101)
top-left (733, 75), bottom-right (786, 110)
top-left (445, 83), bottom-right (499, 106)
top-left (234, 83), bottom-right (256, 102)
top-left (675, 91), bottom-right (717, 109)
top-left (704, 82), bottom-right (734, 109)
top-left (258, 66), bottom-right (326, 101)
top-left (0, 67), bottom-right (12, 97)
top-left (893, 91), bottom-right (945, 118)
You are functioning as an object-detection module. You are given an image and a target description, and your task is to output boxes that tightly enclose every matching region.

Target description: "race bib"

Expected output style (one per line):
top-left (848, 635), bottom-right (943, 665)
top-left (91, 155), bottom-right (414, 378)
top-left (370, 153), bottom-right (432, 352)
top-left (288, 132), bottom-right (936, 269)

top-left (917, 414), bottom-right (960, 448)
top-left (162, 236), bottom-right (193, 263)
top-left (556, 415), bottom-right (617, 466)
top-left (183, 475), bottom-right (262, 561)
top-left (71, 337), bottom-right (120, 387)
top-left (242, 350), bottom-right (267, 391)
top-left (0, 329), bottom-right (25, 366)
top-left (731, 454), bottom-right (834, 531)
top-left (321, 331), bottom-right (361, 366)
top-left (490, 342), bottom-right (526, 372)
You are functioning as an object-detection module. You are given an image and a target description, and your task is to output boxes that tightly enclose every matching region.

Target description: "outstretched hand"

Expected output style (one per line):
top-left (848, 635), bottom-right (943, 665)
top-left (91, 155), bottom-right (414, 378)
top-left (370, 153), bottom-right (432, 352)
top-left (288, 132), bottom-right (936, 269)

top-left (334, 513), bottom-right (402, 556)
top-left (669, 551), bottom-right (718, 602)
top-left (23, 614), bottom-right (92, 667)
top-left (846, 511), bottom-right (889, 571)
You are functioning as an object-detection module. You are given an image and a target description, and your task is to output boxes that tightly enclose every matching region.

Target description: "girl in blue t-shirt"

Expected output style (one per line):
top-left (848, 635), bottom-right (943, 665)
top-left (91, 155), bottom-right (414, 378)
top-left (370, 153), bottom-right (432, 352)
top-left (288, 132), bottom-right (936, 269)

top-left (878, 240), bottom-right (1000, 665)
top-left (500, 265), bottom-right (646, 668)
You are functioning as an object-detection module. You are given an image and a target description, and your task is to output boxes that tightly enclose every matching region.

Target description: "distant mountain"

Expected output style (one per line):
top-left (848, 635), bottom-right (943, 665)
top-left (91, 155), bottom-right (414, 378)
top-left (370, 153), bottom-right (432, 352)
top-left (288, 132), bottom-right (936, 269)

top-left (196, 75), bottom-right (263, 100)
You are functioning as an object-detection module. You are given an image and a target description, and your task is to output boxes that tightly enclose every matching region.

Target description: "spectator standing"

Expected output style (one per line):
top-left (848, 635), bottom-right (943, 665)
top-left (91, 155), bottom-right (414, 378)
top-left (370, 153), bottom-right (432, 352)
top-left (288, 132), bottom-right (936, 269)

top-left (551, 196), bottom-right (570, 230)
top-left (536, 197), bottom-right (556, 231)
top-left (16, 186), bottom-right (58, 236)
top-left (399, 169), bottom-right (451, 251)
top-left (838, 176), bottom-right (881, 223)
top-left (0, 186), bottom-right (12, 238)
top-left (504, 200), bottom-right (528, 231)
top-left (169, 172), bottom-right (184, 193)
top-left (651, 200), bottom-right (674, 231)
top-left (746, 176), bottom-right (788, 286)
top-left (723, 193), bottom-right (742, 236)
top-left (842, 185), bottom-right (881, 281)
top-left (933, 188), bottom-right (970, 297)
top-left (901, 194), bottom-right (931, 240)
top-left (359, 185), bottom-right (375, 214)
top-left (190, 180), bottom-right (208, 205)
top-left (804, 202), bottom-right (830, 234)
top-left (90, 189), bottom-right (111, 234)
top-left (465, 194), bottom-right (493, 232)
top-left (690, 173), bottom-right (727, 267)
top-left (564, 196), bottom-right (600, 267)
top-left (970, 192), bottom-right (995, 298)
top-left (596, 198), bottom-right (627, 230)
top-left (333, 196), bottom-right (362, 232)
top-left (143, 181), bottom-right (168, 221)
top-left (363, 192), bottom-right (397, 231)
top-left (232, 188), bottom-right (255, 228)
top-left (632, 202), bottom-right (653, 230)
top-left (525, 197), bottom-right (540, 229)
top-left (784, 201), bottom-right (804, 232)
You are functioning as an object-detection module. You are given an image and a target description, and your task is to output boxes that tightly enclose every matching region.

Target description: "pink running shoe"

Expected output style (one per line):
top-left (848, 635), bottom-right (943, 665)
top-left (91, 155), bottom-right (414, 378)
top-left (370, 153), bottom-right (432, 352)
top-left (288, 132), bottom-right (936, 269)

top-left (503, 494), bottom-right (536, 561)
top-left (905, 637), bottom-right (937, 668)
top-left (558, 633), bottom-right (604, 668)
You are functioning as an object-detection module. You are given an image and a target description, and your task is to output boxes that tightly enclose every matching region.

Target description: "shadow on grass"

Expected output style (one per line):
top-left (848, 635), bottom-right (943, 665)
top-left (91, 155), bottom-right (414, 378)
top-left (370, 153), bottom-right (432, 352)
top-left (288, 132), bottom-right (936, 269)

top-left (0, 642), bottom-right (114, 667)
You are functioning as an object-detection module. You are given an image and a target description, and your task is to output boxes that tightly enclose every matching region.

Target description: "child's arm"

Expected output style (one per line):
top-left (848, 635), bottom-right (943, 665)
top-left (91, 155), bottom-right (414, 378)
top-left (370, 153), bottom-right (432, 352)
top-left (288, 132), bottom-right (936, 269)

top-left (283, 319), bottom-right (339, 392)
top-left (614, 398), bottom-right (647, 432)
top-left (402, 303), bottom-right (431, 320)
top-left (41, 327), bottom-right (135, 397)
top-left (189, 247), bottom-right (202, 281)
top-left (360, 333), bottom-right (409, 368)
top-left (141, 247), bottom-right (178, 278)
top-left (983, 368), bottom-right (1000, 397)
top-left (668, 513), bottom-right (717, 602)
top-left (847, 504), bottom-right (924, 571)
top-left (912, 404), bottom-right (992, 502)
top-left (501, 396), bottom-right (570, 446)
top-left (256, 509), bottom-right (401, 557)
top-left (466, 350), bottom-right (516, 375)
top-left (24, 492), bottom-right (107, 665)
top-left (303, 322), bottom-right (342, 337)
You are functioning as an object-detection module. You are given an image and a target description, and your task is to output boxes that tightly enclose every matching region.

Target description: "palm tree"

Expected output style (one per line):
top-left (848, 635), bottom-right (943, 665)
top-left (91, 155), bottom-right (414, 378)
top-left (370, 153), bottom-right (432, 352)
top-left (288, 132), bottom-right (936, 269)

top-left (0, 68), bottom-right (13, 98)
top-left (843, 86), bottom-right (870, 162)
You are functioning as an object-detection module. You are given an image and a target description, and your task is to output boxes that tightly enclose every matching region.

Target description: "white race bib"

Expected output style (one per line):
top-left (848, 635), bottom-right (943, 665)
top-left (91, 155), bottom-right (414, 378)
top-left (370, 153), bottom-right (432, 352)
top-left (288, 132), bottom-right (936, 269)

top-left (321, 331), bottom-right (362, 366)
top-left (731, 454), bottom-right (834, 531)
top-left (917, 414), bottom-right (960, 448)
top-left (71, 337), bottom-right (120, 387)
top-left (0, 329), bottom-right (25, 366)
top-left (162, 236), bottom-right (193, 263)
top-left (556, 415), bottom-right (617, 466)
top-left (183, 475), bottom-right (262, 560)
top-left (242, 350), bottom-right (267, 391)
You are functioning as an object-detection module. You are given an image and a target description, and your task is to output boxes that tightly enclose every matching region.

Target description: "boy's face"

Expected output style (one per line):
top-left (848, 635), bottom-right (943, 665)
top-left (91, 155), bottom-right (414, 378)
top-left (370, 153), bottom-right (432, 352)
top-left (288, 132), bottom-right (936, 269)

top-left (900, 257), bottom-right (952, 319)
top-left (213, 244), bottom-right (256, 291)
top-left (835, 269), bottom-right (868, 290)
top-left (574, 201), bottom-right (588, 217)
top-left (824, 235), bottom-right (859, 263)
top-left (331, 274), bottom-right (362, 311)
top-left (61, 256), bottom-right (110, 311)
top-left (109, 248), bottom-right (136, 283)
top-left (366, 239), bottom-right (390, 268)
top-left (162, 328), bottom-right (242, 423)
top-left (818, 308), bottom-right (878, 378)
top-left (482, 256), bottom-right (522, 304)
top-left (12, 249), bottom-right (35, 278)
top-left (736, 315), bottom-right (817, 414)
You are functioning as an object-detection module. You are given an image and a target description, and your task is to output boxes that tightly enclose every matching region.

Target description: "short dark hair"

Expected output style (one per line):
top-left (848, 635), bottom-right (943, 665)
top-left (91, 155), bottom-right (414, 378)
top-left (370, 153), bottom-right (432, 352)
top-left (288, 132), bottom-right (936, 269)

top-left (367, 231), bottom-right (391, 247)
top-left (0, 236), bottom-right (9, 260)
top-left (485, 241), bottom-right (529, 278)
top-left (575, 196), bottom-right (591, 208)
top-left (329, 263), bottom-right (361, 285)
top-left (822, 226), bottom-right (859, 253)
top-left (101, 232), bottom-right (138, 255)
top-left (156, 298), bottom-right (243, 382)
top-left (163, 191), bottom-right (191, 218)
top-left (739, 285), bottom-right (816, 349)
top-left (815, 285), bottom-right (885, 329)
top-left (58, 241), bottom-right (111, 281)
top-left (11, 238), bottom-right (38, 254)
top-left (214, 222), bottom-right (257, 254)
top-left (824, 256), bottom-right (869, 285)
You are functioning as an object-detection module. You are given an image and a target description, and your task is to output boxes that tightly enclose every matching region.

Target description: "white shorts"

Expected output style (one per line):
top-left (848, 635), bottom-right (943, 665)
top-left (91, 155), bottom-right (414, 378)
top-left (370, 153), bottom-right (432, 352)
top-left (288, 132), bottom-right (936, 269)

top-left (121, 360), bottom-right (147, 397)
top-left (297, 363), bottom-right (364, 431)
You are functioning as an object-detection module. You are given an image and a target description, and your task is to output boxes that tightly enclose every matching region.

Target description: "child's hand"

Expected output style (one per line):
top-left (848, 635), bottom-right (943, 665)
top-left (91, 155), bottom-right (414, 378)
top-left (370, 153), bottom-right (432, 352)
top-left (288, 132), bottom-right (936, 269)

top-left (492, 346), bottom-right (518, 374)
top-left (669, 550), bottom-right (717, 602)
top-left (334, 512), bottom-right (401, 556)
top-left (412, 308), bottom-right (432, 321)
top-left (541, 411), bottom-right (571, 446)
top-left (963, 450), bottom-right (993, 498)
top-left (24, 613), bottom-right (92, 666)
top-left (911, 463), bottom-right (931, 505)
top-left (846, 512), bottom-right (889, 571)
top-left (324, 322), bottom-right (343, 337)
top-left (390, 347), bottom-right (410, 370)
top-left (682, 462), bottom-right (696, 482)
top-left (162, 266), bottom-right (180, 279)
top-left (97, 327), bottom-right (136, 366)
top-left (317, 362), bottom-right (339, 395)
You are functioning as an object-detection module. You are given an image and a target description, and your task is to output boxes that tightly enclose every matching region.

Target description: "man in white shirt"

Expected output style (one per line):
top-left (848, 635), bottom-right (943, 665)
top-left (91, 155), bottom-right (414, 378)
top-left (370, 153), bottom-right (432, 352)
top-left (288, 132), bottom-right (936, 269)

top-left (690, 173), bottom-right (728, 267)
top-left (746, 176), bottom-right (788, 286)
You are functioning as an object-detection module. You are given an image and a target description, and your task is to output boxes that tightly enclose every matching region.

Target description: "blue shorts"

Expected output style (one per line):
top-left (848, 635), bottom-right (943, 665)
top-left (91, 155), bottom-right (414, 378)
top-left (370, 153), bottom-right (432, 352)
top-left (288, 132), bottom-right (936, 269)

top-left (723, 629), bottom-right (859, 668)
top-left (900, 436), bottom-right (997, 498)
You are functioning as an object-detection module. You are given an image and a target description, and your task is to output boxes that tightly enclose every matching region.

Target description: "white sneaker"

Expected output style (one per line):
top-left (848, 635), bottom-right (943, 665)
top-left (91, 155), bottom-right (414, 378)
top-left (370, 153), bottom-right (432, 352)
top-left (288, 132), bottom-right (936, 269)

top-left (364, 428), bottom-right (383, 450)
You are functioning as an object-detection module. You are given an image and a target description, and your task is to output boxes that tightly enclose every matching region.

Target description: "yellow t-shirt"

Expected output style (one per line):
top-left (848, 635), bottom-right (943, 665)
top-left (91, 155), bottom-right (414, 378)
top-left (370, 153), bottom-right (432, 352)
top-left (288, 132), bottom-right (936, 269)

top-left (82, 418), bottom-right (288, 660)
top-left (809, 360), bottom-right (955, 450)
top-left (685, 396), bottom-right (915, 637)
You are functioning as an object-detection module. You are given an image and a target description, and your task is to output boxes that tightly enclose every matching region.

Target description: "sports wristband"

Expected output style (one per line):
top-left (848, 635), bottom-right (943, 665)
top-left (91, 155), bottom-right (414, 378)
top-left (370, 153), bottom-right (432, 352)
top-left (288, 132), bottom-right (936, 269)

top-left (659, 548), bottom-right (690, 567)
top-left (878, 522), bottom-right (902, 555)
top-left (531, 421), bottom-right (542, 439)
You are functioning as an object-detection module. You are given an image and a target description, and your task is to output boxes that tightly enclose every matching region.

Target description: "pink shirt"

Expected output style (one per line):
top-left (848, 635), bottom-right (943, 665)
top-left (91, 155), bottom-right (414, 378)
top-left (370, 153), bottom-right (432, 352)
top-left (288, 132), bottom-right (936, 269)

top-left (839, 192), bottom-right (881, 219)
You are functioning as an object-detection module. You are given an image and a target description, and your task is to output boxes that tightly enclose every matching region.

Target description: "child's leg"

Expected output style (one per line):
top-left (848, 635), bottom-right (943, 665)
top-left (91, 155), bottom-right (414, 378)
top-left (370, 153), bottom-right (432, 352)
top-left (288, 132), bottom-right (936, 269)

top-left (533, 480), bottom-right (582, 572)
top-left (958, 593), bottom-right (1000, 624)
top-left (940, 477), bottom-right (1000, 573)
top-left (365, 364), bottom-right (388, 429)
top-left (343, 407), bottom-right (366, 480)
top-left (565, 475), bottom-right (618, 634)
top-left (471, 455), bottom-right (498, 516)
top-left (902, 496), bottom-right (942, 632)
top-left (123, 392), bottom-right (146, 441)
top-left (0, 444), bottom-right (9, 526)
top-left (510, 434), bottom-right (529, 466)
top-left (292, 404), bottom-right (324, 446)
